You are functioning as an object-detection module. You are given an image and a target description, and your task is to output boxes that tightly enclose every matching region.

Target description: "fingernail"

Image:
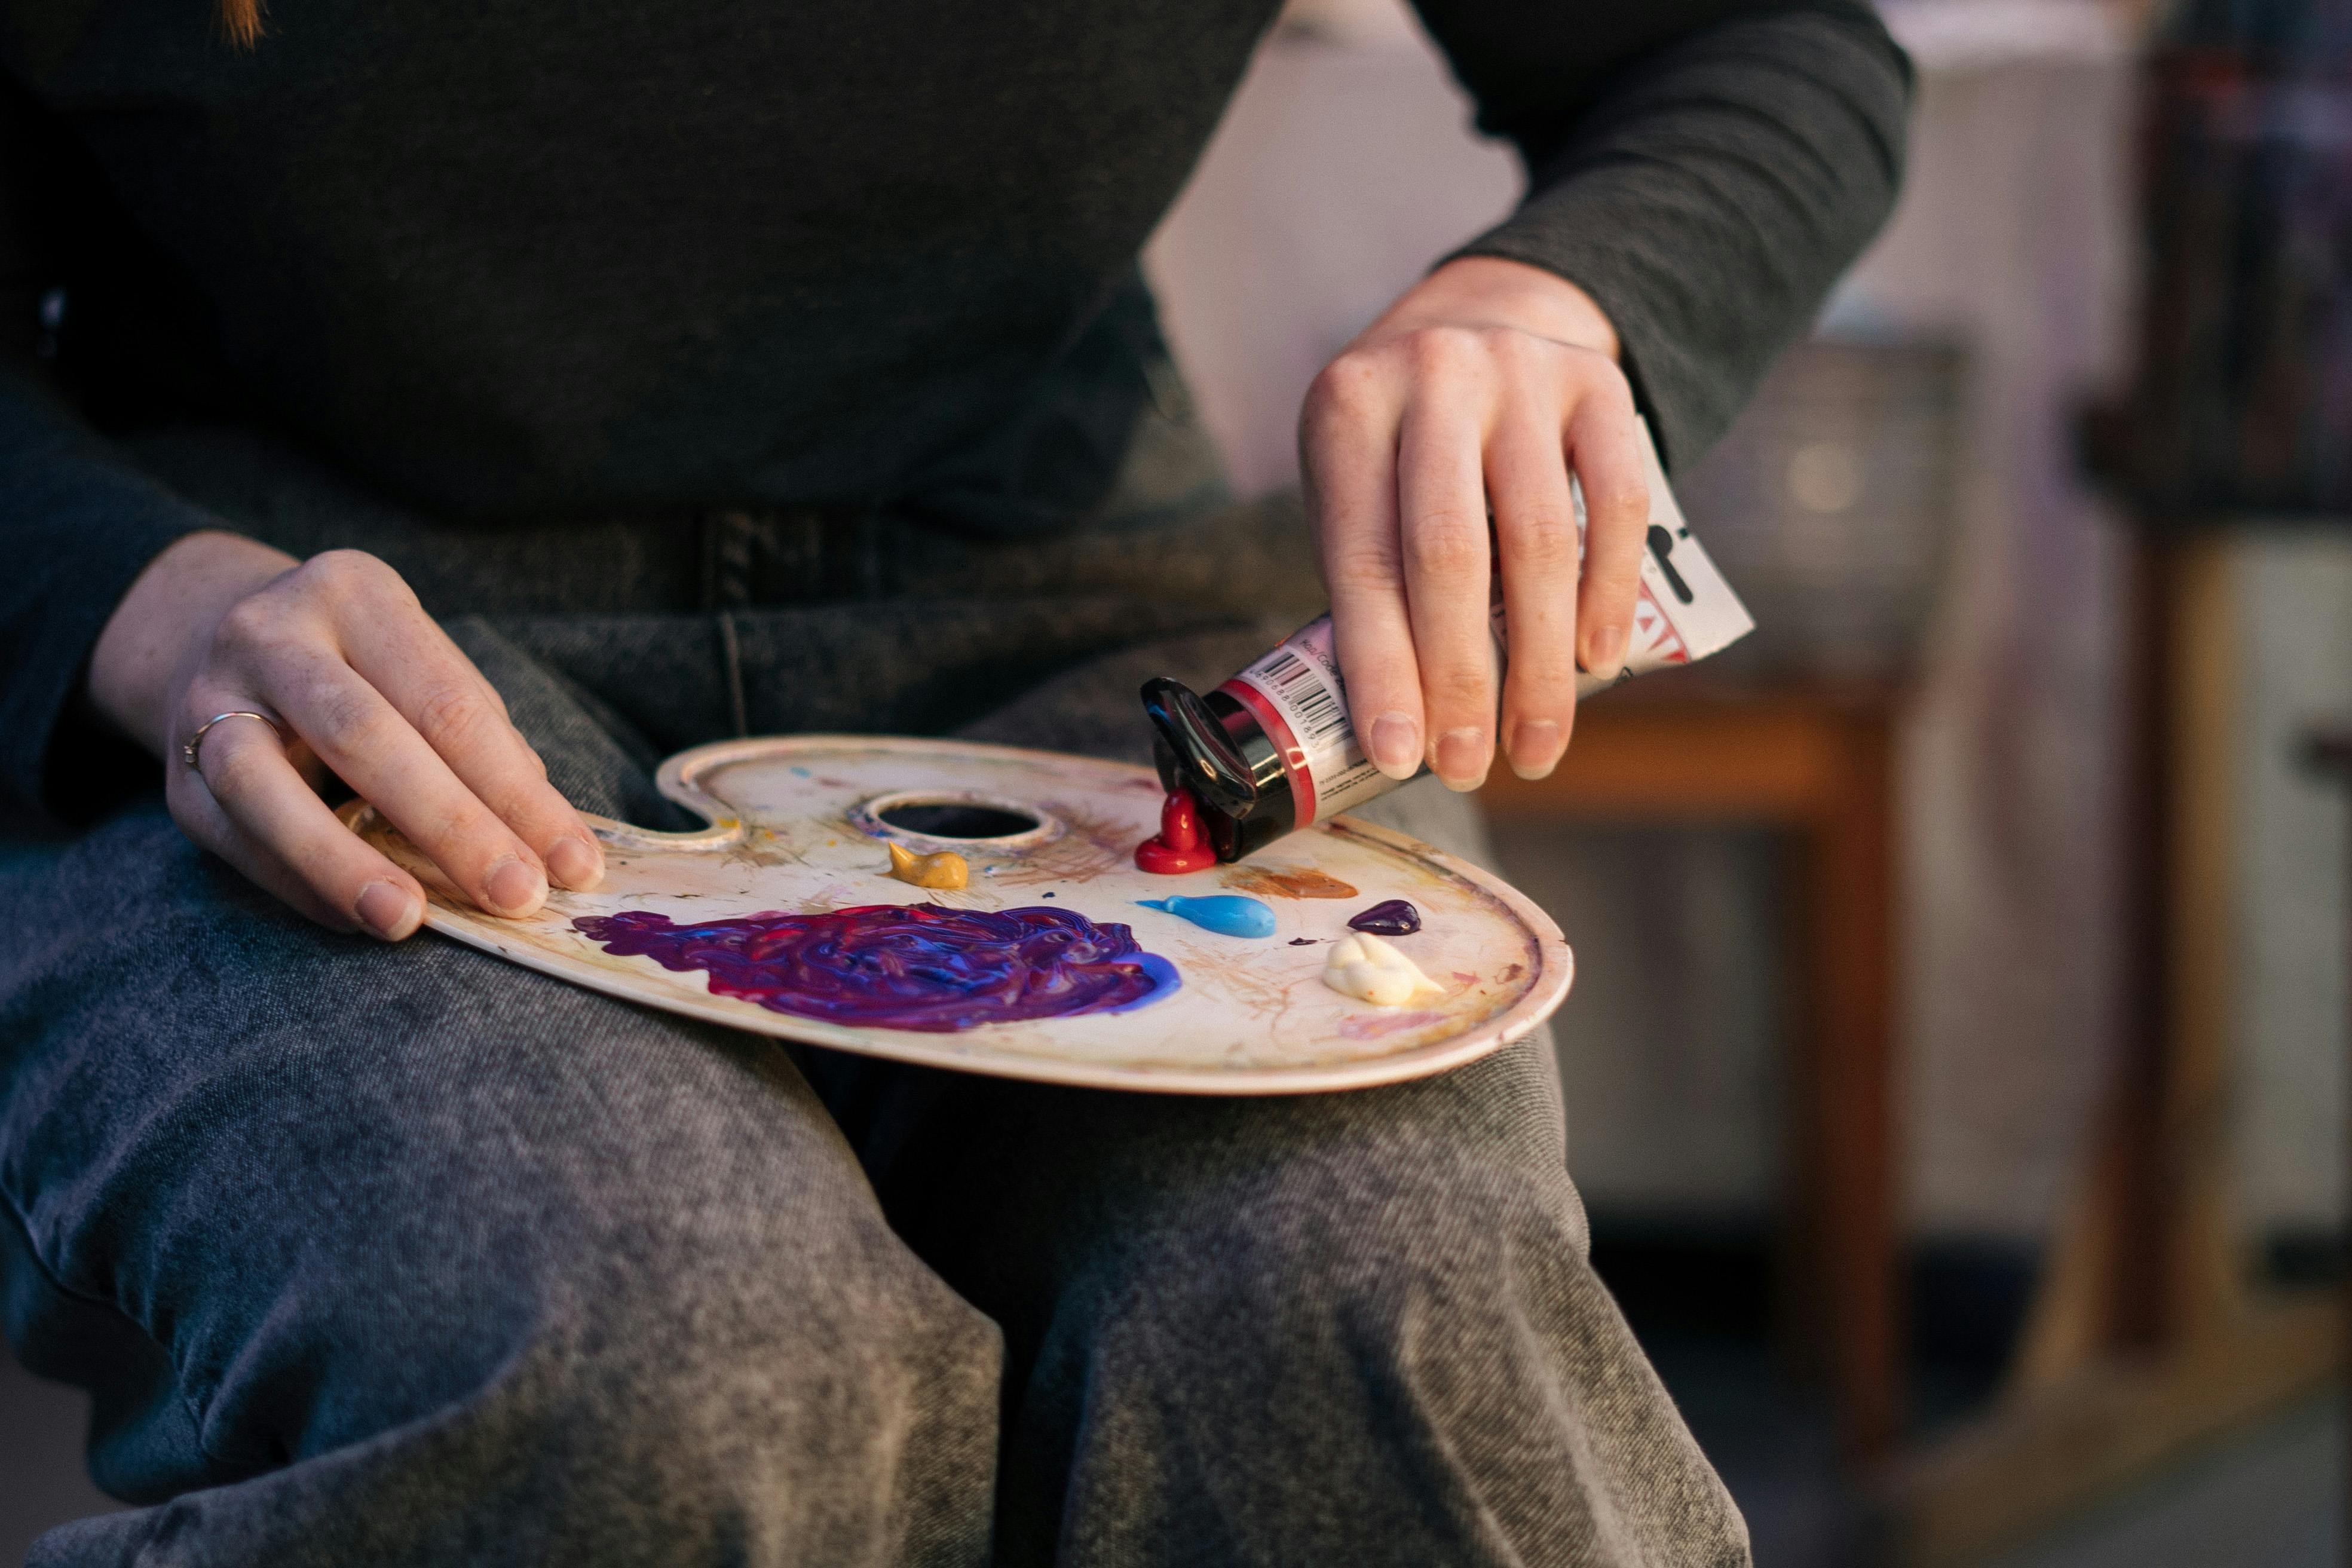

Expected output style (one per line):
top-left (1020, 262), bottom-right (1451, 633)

top-left (1435, 727), bottom-right (1489, 791)
top-left (356, 879), bottom-right (420, 941)
top-left (485, 855), bottom-right (546, 916)
top-left (1368, 712), bottom-right (1422, 779)
top-left (1510, 719), bottom-right (1564, 780)
top-left (546, 835), bottom-right (603, 890)
top-left (1589, 624), bottom-right (1629, 678)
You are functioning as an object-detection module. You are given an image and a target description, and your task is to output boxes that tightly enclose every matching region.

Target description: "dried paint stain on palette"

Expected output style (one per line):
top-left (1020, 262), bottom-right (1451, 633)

top-left (572, 905), bottom-right (1178, 1032)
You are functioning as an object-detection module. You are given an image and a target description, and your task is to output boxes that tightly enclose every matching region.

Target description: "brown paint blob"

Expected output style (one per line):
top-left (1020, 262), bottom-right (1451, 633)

top-left (1219, 865), bottom-right (1358, 901)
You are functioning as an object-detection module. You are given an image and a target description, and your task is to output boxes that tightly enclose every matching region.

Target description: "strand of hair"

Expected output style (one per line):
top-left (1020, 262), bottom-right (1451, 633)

top-left (218, 0), bottom-right (264, 47)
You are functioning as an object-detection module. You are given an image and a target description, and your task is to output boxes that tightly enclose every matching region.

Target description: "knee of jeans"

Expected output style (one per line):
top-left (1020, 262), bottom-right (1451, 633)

top-left (489, 1223), bottom-right (1001, 1530)
top-left (167, 1202), bottom-right (1000, 1558)
top-left (1101, 1133), bottom-right (1586, 1372)
top-left (192, 1131), bottom-right (1002, 1505)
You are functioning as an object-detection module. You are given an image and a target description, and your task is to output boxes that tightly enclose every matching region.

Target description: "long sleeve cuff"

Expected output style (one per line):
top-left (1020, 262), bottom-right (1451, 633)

top-left (1446, 5), bottom-right (1910, 472)
top-left (0, 366), bottom-right (214, 826)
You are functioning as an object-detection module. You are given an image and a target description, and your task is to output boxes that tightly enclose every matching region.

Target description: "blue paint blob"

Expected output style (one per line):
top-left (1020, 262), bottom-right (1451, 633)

top-left (1135, 894), bottom-right (1278, 939)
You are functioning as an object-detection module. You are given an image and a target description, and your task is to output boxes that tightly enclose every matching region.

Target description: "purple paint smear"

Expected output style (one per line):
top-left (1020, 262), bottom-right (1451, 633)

top-left (1347, 899), bottom-right (1422, 936)
top-left (572, 904), bottom-right (1178, 1033)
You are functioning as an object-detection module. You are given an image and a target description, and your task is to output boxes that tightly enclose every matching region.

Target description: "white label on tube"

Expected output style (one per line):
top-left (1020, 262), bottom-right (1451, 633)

top-left (1226, 615), bottom-right (1394, 826)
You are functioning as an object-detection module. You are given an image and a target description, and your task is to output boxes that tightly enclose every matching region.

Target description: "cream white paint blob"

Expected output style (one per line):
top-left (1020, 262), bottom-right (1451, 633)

top-left (1321, 931), bottom-right (1443, 1007)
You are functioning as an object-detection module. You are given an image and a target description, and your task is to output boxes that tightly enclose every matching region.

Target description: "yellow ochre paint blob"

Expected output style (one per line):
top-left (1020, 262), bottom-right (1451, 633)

top-left (886, 841), bottom-right (969, 890)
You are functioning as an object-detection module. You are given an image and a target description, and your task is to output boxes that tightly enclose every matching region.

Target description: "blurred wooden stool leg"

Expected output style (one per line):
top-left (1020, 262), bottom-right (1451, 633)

top-left (1794, 705), bottom-right (1902, 1458)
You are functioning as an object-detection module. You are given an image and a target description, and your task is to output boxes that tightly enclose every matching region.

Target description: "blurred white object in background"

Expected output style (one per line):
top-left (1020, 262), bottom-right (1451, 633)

top-left (1878, 0), bottom-right (2130, 70)
top-left (2233, 538), bottom-right (2352, 1248)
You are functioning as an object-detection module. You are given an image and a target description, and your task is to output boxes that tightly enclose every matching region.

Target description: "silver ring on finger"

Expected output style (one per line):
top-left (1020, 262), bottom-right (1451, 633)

top-left (183, 710), bottom-right (287, 772)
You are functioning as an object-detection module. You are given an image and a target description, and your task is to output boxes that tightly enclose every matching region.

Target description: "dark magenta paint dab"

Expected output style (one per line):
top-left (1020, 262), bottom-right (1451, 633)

top-left (573, 905), bottom-right (1178, 1033)
top-left (1346, 899), bottom-right (1421, 936)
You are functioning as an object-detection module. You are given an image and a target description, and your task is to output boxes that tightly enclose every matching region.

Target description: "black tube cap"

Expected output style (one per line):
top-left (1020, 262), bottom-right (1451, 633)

top-left (1140, 676), bottom-right (1260, 817)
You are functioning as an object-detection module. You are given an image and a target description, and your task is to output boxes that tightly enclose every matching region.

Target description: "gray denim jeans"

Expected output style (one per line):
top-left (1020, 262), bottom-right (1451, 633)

top-left (0, 408), bottom-right (1747, 1566)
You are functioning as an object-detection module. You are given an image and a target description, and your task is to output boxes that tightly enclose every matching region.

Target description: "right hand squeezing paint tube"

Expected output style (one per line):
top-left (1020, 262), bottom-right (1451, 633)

top-left (1138, 419), bottom-right (1754, 865)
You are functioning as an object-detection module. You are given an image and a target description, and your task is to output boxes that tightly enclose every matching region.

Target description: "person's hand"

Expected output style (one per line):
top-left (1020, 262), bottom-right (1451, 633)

top-left (87, 532), bottom-right (605, 939)
top-left (1300, 255), bottom-right (1647, 789)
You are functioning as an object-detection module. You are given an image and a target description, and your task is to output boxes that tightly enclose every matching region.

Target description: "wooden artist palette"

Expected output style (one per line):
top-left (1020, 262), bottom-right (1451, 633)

top-left (341, 737), bottom-right (1572, 1094)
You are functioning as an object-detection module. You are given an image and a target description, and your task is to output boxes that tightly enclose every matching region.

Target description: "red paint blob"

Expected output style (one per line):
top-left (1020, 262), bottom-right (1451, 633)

top-left (1135, 788), bottom-right (1219, 874)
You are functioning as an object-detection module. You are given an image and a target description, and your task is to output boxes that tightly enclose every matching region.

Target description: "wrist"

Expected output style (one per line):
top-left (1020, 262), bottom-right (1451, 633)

top-left (88, 530), bottom-right (300, 758)
top-left (1365, 255), bottom-right (1619, 362)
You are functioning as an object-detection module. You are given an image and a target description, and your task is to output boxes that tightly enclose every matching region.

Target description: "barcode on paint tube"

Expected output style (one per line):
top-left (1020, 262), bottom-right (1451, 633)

top-left (1255, 650), bottom-right (1350, 744)
top-left (1236, 612), bottom-right (1395, 825)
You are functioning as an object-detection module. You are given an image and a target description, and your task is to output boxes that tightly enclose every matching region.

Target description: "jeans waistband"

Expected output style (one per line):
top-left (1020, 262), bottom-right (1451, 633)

top-left (120, 408), bottom-right (1331, 627)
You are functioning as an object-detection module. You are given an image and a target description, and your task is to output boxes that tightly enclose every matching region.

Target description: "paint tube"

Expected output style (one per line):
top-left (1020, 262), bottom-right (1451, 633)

top-left (1140, 418), bottom-right (1754, 862)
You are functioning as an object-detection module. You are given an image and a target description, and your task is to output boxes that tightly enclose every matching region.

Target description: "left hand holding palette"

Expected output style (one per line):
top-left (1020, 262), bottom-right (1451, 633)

top-left (338, 737), bottom-right (1572, 1094)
